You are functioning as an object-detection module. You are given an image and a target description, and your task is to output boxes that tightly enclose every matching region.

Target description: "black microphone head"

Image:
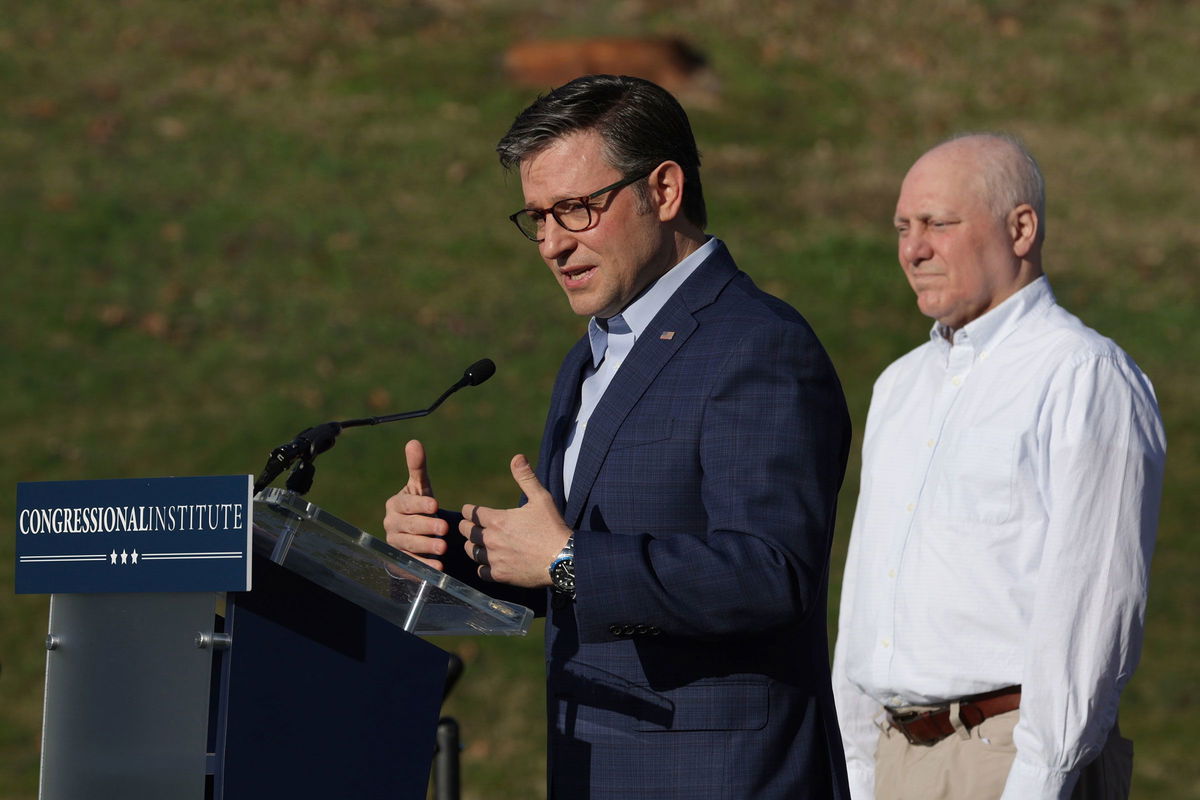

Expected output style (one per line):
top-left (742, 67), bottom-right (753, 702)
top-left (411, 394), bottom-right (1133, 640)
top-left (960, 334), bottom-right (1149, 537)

top-left (464, 358), bottom-right (496, 386)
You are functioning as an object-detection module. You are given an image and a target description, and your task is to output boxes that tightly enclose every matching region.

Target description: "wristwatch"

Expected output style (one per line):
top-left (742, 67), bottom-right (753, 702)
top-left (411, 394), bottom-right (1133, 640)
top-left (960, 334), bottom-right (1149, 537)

top-left (549, 534), bottom-right (575, 598)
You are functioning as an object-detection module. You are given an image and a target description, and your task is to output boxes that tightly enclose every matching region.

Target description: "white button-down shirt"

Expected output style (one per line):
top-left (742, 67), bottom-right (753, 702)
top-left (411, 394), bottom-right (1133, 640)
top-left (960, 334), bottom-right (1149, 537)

top-left (833, 277), bottom-right (1166, 800)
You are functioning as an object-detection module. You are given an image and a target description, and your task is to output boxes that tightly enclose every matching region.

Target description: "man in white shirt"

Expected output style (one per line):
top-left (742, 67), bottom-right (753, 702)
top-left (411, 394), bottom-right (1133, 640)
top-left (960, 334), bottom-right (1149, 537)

top-left (832, 133), bottom-right (1166, 800)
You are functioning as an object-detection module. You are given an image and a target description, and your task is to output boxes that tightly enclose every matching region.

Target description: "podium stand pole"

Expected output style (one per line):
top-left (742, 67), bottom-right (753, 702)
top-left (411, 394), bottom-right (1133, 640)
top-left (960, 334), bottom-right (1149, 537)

top-left (40, 592), bottom-right (218, 800)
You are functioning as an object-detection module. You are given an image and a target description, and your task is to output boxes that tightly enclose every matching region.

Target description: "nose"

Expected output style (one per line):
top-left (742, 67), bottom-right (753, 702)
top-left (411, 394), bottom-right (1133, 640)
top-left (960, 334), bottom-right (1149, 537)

top-left (900, 228), bottom-right (932, 268)
top-left (538, 215), bottom-right (576, 262)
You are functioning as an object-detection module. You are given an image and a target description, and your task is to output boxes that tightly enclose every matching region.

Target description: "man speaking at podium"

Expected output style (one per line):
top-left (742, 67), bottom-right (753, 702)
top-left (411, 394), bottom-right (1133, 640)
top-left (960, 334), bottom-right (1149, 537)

top-left (384, 74), bottom-right (851, 799)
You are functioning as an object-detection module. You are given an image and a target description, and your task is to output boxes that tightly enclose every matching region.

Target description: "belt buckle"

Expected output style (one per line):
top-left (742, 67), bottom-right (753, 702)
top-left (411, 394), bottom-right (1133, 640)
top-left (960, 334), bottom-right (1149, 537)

top-left (888, 706), bottom-right (949, 747)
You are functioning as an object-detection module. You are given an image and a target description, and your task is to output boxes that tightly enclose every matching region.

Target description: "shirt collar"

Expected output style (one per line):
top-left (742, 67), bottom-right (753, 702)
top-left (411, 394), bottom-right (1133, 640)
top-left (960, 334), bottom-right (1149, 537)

top-left (586, 236), bottom-right (718, 366)
top-left (930, 275), bottom-right (1056, 356)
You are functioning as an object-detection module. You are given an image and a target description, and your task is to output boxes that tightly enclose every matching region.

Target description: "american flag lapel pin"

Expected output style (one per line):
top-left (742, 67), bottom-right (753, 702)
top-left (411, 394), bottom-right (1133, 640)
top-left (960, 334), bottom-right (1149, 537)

top-left (659, 331), bottom-right (675, 340)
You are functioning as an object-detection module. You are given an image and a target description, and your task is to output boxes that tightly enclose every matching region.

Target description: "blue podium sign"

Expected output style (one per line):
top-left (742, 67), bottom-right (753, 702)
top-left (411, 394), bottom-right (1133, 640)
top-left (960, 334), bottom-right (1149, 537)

top-left (15, 475), bottom-right (253, 594)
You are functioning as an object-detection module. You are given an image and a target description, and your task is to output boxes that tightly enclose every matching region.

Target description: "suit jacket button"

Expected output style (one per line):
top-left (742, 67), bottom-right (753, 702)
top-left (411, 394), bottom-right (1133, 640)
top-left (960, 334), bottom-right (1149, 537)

top-left (635, 624), bottom-right (649, 635)
top-left (608, 624), bottom-right (623, 636)
top-left (622, 624), bottom-right (636, 636)
top-left (649, 626), bottom-right (661, 636)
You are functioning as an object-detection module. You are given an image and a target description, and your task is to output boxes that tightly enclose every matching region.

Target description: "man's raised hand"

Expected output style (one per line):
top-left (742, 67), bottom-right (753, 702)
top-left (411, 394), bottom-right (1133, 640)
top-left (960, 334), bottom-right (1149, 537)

top-left (383, 439), bottom-right (451, 569)
top-left (460, 454), bottom-right (571, 587)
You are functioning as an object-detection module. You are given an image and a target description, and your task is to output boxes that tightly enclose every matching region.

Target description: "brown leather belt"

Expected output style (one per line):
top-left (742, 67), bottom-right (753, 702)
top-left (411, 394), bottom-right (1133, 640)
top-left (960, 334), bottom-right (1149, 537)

top-left (887, 686), bottom-right (1021, 746)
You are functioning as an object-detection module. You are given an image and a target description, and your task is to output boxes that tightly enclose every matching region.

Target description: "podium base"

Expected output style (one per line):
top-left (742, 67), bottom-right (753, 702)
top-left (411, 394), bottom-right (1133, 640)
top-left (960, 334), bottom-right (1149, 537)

top-left (212, 555), bottom-right (447, 800)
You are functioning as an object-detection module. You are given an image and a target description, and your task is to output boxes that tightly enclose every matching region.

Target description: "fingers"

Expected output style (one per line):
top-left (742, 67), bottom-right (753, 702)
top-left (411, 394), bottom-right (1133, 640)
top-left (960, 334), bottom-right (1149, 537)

top-left (509, 453), bottom-right (549, 500)
top-left (456, 456), bottom-right (543, 530)
top-left (385, 525), bottom-right (449, 571)
top-left (384, 492), bottom-right (445, 531)
top-left (404, 439), bottom-right (434, 497)
top-left (399, 553), bottom-right (445, 571)
top-left (388, 526), bottom-right (448, 554)
top-left (461, 502), bottom-right (500, 531)
top-left (464, 539), bottom-right (494, 583)
top-left (458, 513), bottom-right (483, 544)
top-left (383, 487), bottom-right (450, 571)
top-left (380, 440), bottom-right (451, 573)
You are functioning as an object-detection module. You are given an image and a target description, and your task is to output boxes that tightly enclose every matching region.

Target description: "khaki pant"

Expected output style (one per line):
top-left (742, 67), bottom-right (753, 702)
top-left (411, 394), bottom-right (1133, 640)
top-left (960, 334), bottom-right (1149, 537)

top-left (875, 710), bottom-right (1133, 800)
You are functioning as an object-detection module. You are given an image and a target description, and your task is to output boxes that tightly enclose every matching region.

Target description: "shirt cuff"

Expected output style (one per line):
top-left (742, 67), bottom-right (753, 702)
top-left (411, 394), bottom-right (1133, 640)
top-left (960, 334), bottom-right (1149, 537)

top-left (846, 764), bottom-right (875, 800)
top-left (999, 756), bottom-right (1079, 800)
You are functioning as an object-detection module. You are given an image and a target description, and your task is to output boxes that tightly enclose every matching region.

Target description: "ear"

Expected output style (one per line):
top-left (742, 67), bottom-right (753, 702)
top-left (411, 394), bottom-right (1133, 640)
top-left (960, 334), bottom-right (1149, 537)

top-left (648, 160), bottom-right (686, 223)
top-left (1009, 203), bottom-right (1039, 258)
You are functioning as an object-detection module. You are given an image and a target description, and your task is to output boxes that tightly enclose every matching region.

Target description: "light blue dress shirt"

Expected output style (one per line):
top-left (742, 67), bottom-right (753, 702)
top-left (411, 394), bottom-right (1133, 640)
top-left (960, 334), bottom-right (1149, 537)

top-left (561, 236), bottom-right (719, 501)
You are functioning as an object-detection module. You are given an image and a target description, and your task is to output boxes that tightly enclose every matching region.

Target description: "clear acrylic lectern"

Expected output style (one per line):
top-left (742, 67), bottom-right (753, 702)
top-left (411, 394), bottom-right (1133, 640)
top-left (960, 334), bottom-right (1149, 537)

top-left (38, 488), bottom-right (532, 800)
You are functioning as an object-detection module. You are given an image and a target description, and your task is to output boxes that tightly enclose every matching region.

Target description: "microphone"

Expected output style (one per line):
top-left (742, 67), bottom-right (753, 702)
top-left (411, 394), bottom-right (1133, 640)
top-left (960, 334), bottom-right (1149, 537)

top-left (253, 358), bottom-right (496, 495)
top-left (463, 358), bottom-right (496, 386)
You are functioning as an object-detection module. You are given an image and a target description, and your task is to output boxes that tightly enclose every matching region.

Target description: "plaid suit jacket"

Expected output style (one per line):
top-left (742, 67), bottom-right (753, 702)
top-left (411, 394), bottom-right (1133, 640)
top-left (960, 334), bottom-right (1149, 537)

top-left (535, 241), bottom-right (852, 799)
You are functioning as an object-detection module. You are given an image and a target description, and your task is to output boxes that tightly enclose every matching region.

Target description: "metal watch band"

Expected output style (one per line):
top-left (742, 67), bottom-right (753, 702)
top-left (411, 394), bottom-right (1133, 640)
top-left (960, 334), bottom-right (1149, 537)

top-left (549, 533), bottom-right (575, 597)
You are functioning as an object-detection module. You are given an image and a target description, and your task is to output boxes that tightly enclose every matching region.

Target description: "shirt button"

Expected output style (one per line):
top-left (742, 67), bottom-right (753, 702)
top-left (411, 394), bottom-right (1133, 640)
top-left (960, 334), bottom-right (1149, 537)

top-left (951, 376), bottom-right (962, 386)
top-left (926, 439), bottom-right (934, 448)
top-left (905, 503), bottom-right (914, 512)
top-left (888, 569), bottom-right (897, 578)
top-left (881, 639), bottom-right (891, 648)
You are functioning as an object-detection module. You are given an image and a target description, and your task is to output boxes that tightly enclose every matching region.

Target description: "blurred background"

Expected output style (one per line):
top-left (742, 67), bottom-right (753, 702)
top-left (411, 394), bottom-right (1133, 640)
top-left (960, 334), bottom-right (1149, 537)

top-left (2, 1), bottom-right (1197, 797)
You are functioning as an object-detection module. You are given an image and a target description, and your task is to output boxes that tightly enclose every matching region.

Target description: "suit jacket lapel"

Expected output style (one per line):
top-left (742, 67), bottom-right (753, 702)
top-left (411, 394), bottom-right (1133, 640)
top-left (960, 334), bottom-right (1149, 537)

top-left (562, 243), bottom-right (740, 529)
top-left (540, 336), bottom-right (592, 513)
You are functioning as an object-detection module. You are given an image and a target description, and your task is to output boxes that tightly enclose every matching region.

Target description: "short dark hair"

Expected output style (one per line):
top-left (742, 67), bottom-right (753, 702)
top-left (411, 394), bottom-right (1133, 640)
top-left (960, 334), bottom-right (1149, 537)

top-left (497, 74), bottom-right (707, 229)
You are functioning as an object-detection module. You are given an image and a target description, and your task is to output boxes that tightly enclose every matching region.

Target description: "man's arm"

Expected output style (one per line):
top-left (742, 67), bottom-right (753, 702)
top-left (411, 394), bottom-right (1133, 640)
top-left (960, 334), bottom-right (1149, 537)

top-left (1001, 354), bottom-right (1165, 800)
top-left (832, 531), bottom-right (885, 800)
top-left (831, 366), bottom-right (898, 800)
top-left (571, 318), bottom-right (851, 642)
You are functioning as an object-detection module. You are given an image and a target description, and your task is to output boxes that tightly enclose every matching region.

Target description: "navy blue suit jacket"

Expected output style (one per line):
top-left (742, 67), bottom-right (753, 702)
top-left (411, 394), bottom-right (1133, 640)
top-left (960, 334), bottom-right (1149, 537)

top-left (523, 242), bottom-right (852, 799)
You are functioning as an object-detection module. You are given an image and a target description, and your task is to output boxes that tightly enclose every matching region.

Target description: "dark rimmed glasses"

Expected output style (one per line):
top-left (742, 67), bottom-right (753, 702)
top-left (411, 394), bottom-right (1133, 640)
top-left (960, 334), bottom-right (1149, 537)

top-left (508, 171), bottom-right (650, 243)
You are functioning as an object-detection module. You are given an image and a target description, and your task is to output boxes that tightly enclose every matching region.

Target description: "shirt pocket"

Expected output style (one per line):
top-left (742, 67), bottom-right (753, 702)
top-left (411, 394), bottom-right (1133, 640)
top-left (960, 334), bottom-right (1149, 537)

top-left (930, 427), bottom-right (1016, 524)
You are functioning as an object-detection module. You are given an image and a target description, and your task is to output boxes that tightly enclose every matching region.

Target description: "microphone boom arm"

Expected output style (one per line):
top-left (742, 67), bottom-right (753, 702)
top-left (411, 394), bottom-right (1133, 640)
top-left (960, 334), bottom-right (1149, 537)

top-left (252, 358), bottom-right (495, 496)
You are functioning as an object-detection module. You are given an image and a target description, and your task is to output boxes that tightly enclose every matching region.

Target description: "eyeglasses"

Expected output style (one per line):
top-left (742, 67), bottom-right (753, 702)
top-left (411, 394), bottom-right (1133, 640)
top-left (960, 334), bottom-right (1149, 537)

top-left (508, 171), bottom-right (650, 243)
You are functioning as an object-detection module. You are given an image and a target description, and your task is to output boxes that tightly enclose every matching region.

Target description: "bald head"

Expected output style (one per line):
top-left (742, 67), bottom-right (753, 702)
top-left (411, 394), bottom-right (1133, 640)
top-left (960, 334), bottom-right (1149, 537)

top-left (919, 133), bottom-right (1046, 245)
top-left (894, 133), bottom-right (1046, 330)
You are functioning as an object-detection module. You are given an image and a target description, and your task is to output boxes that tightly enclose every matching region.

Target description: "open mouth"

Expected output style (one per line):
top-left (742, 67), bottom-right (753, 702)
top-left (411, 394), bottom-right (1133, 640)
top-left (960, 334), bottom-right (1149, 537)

top-left (560, 265), bottom-right (596, 287)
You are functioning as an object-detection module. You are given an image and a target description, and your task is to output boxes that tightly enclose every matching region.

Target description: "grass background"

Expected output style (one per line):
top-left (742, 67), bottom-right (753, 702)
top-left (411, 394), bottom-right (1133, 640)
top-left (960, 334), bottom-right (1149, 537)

top-left (2, 1), bottom-right (1197, 797)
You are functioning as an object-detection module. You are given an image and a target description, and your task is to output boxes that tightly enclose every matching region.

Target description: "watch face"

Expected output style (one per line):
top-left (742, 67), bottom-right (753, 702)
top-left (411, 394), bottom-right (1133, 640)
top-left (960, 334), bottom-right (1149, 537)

top-left (551, 557), bottom-right (575, 593)
top-left (549, 535), bottom-right (575, 595)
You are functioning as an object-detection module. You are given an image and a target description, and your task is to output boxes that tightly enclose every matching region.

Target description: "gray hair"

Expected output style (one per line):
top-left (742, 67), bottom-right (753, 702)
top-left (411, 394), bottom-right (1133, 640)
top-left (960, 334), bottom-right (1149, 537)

top-left (938, 132), bottom-right (1046, 243)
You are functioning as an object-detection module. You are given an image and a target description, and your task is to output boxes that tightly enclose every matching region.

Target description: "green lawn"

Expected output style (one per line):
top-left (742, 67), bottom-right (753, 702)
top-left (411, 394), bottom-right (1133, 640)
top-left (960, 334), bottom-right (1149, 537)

top-left (2, 2), bottom-right (1197, 797)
